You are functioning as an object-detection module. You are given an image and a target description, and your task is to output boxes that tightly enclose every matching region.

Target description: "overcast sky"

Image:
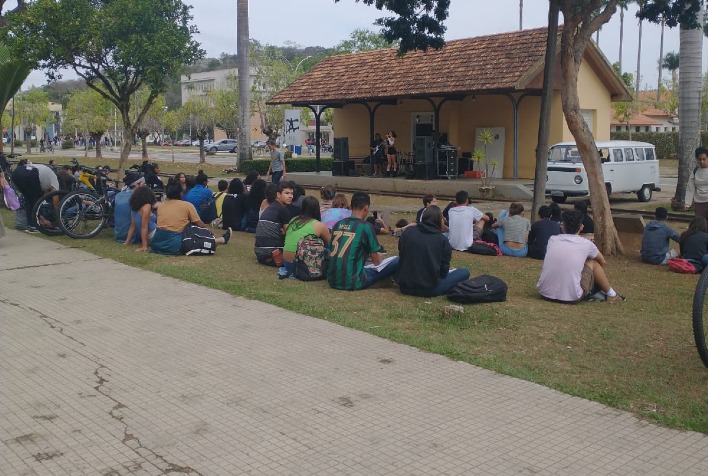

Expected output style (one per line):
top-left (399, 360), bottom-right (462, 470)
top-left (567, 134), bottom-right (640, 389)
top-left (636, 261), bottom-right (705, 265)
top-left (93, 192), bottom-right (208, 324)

top-left (19, 0), bottom-right (708, 91)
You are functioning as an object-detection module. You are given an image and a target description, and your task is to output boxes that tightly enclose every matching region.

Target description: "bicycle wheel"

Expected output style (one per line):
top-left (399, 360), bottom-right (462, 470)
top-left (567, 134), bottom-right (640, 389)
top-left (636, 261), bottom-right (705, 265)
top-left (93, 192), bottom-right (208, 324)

top-left (692, 267), bottom-right (708, 368)
top-left (58, 191), bottom-right (107, 239)
top-left (32, 190), bottom-right (68, 236)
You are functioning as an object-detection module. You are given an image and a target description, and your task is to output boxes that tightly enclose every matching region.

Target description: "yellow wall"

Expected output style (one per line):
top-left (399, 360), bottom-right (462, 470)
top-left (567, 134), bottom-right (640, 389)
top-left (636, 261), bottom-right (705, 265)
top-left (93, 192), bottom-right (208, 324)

top-left (332, 58), bottom-right (613, 179)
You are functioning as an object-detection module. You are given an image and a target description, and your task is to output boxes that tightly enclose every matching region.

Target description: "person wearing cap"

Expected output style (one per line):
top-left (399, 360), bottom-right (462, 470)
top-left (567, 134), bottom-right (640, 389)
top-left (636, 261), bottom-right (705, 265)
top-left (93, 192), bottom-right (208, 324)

top-left (641, 207), bottom-right (680, 265)
top-left (183, 171), bottom-right (216, 223)
top-left (114, 172), bottom-right (146, 243)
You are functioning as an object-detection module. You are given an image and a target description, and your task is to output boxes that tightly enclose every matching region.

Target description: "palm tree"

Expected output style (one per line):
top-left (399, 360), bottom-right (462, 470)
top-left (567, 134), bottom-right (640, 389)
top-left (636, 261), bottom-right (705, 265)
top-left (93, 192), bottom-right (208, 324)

top-left (674, 4), bottom-right (704, 209)
top-left (635, 0), bottom-right (645, 95)
top-left (662, 52), bottom-right (680, 86)
top-left (519, 0), bottom-right (523, 30)
top-left (237, 0), bottom-right (251, 167)
top-left (656, 16), bottom-right (665, 103)
top-left (618, 1), bottom-right (627, 73)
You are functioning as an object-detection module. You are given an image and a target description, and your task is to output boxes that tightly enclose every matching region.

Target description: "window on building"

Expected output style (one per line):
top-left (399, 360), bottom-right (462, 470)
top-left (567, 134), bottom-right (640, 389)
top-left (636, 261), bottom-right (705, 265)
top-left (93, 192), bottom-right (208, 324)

top-left (635, 126), bottom-right (640, 133)
top-left (581, 109), bottom-right (595, 134)
top-left (615, 126), bottom-right (622, 132)
top-left (664, 127), bottom-right (668, 132)
top-left (672, 127), bottom-right (677, 132)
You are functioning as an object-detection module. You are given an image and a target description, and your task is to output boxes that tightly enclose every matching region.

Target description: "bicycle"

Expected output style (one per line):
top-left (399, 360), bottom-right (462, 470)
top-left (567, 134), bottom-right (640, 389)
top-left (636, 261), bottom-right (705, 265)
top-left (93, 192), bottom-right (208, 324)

top-left (57, 164), bottom-right (117, 239)
top-left (692, 268), bottom-right (708, 368)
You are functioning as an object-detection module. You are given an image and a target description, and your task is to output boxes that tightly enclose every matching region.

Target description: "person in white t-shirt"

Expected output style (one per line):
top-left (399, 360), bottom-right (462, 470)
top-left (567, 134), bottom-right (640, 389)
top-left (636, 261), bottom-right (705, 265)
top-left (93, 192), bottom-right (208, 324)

top-left (447, 190), bottom-right (489, 251)
top-left (537, 210), bottom-right (625, 303)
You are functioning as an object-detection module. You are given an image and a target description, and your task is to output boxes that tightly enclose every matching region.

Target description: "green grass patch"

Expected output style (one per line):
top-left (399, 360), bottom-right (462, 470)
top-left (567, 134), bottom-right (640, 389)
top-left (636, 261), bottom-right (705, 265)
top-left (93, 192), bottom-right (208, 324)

top-left (3, 206), bottom-right (707, 433)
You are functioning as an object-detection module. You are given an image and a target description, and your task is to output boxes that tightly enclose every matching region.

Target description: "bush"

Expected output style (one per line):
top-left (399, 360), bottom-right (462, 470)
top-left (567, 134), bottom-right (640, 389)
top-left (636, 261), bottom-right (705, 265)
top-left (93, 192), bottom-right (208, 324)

top-left (610, 131), bottom-right (678, 160)
top-left (206, 150), bottom-right (217, 156)
top-left (237, 157), bottom-right (334, 175)
top-left (61, 140), bottom-right (75, 150)
top-left (14, 140), bottom-right (23, 147)
top-left (30, 139), bottom-right (38, 148)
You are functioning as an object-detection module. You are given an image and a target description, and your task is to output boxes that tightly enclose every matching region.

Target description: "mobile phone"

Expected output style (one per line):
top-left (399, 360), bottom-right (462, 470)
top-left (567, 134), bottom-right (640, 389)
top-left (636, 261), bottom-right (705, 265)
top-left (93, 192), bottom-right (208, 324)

top-left (373, 211), bottom-right (378, 219)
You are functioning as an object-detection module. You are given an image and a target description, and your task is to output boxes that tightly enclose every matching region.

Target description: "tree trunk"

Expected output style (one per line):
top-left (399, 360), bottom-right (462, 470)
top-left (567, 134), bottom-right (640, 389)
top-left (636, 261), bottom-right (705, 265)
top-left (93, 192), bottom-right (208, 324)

top-left (619, 8), bottom-right (624, 73)
top-left (24, 128), bottom-right (31, 154)
top-left (199, 138), bottom-right (205, 164)
top-left (635, 17), bottom-right (643, 95)
top-left (237, 0), bottom-right (251, 166)
top-left (92, 132), bottom-right (103, 159)
top-left (141, 135), bottom-right (148, 159)
top-left (657, 18), bottom-right (665, 104)
top-left (519, 0), bottom-right (523, 30)
top-left (117, 106), bottom-right (134, 181)
top-left (674, 6), bottom-right (704, 209)
top-left (559, 21), bottom-right (623, 256)
top-left (531, 0), bottom-right (559, 222)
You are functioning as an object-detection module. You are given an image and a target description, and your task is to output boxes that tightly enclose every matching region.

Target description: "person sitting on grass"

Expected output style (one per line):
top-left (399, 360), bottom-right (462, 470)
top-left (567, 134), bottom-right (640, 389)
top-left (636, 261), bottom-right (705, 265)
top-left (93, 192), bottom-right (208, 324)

top-left (527, 205), bottom-right (561, 260)
top-left (327, 191), bottom-right (399, 291)
top-left (447, 190), bottom-right (489, 252)
top-left (574, 201), bottom-right (594, 235)
top-left (254, 181), bottom-right (294, 266)
top-left (679, 216), bottom-right (708, 269)
top-left (114, 172), bottom-right (146, 243)
top-left (244, 178), bottom-right (267, 233)
top-left (395, 205), bottom-right (470, 297)
top-left (537, 210), bottom-right (625, 303)
top-left (641, 207), bottom-right (680, 265)
top-left (151, 180), bottom-right (231, 255)
top-left (221, 178), bottom-right (248, 231)
top-left (492, 202), bottom-right (530, 257)
top-left (183, 172), bottom-right (216, 223)
top-left (321, 193), bottom-right (352, 230)
top-left (281, 196), bottom-right (331, 278)
top-left (124, 185), bottom-right (158, 252)
top-left (320, 185), bottom-right (336, 215)
top-left (213, 179), bottom-right (228, 220)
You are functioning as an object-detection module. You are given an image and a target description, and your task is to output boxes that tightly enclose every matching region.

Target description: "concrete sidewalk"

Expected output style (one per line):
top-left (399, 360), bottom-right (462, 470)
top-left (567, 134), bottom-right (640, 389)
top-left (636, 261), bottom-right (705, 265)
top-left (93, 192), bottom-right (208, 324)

top-left (1, 230), bottom-right (706, 475)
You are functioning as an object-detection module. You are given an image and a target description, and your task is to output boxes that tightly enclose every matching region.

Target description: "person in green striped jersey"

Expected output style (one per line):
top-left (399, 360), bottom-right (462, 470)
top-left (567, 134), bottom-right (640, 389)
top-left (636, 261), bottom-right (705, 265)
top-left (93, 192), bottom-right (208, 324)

top-left (327, 192), bottom-right (399, 291)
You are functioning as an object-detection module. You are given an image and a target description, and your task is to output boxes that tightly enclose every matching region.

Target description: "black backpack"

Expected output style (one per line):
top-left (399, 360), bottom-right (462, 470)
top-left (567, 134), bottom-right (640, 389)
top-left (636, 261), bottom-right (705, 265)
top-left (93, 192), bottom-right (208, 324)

top-left (447, 275), bottom-right (508, 304)
top-left (180, 224), bottom-right (217, 256)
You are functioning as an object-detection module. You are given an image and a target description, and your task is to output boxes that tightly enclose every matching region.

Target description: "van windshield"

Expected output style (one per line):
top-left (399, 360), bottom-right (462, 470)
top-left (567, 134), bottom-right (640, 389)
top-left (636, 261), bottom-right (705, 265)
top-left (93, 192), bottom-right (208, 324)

top-left (548, 145), bottom-right (581, 163)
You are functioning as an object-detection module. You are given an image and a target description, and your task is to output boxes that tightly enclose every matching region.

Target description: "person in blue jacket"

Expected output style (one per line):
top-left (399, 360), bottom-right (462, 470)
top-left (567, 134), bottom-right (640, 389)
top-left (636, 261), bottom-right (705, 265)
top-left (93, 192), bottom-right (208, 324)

top-left (641, 207), bottom-right (679, 265)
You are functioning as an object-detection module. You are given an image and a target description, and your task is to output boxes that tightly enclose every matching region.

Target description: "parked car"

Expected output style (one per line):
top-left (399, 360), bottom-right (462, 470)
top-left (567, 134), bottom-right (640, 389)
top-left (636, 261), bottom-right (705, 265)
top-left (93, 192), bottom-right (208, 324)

top-left (191, 139), bottom-right (213, 147)
top-left (251, 140), bottom-right (268, 148)
top-left (208, 139), bottom-right (239, 153)
top-left (162, 140), bottom-right (173, 146)
top-left (174, 139), bottom-right (191, 146)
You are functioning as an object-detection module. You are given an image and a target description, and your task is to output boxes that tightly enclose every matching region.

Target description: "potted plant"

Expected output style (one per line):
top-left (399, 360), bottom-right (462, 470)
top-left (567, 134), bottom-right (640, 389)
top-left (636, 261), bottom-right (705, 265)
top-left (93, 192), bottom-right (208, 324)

top-left (471, 129), bottom-right (497, 197)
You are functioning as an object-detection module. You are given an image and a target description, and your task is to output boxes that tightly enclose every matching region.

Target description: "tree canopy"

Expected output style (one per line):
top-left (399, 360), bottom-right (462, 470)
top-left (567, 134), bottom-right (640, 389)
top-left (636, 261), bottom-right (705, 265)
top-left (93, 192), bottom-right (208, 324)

top-left (5, 0), bottom-right (203, 173)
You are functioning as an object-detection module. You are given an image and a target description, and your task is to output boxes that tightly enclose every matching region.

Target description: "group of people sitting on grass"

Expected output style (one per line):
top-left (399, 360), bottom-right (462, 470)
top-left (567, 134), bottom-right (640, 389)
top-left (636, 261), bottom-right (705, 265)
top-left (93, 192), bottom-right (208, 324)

top-left (641, 206), bottom-right (708, 273)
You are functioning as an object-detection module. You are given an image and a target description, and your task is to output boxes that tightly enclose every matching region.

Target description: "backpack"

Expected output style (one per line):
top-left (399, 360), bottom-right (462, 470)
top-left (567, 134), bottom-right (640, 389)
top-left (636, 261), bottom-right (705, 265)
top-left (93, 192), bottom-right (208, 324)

top-left (290, 235), bottom-right (329, 281)
top-left (667, 257), bottom-right (701, 274)
top-left (2, 183), bottom-right (21, 211)
top-left (468, 240), bottom-right (502, 256)
top-left (180, 224), bottom-right (216, 256)
top-left (447, 275), bottom-right (508, 304)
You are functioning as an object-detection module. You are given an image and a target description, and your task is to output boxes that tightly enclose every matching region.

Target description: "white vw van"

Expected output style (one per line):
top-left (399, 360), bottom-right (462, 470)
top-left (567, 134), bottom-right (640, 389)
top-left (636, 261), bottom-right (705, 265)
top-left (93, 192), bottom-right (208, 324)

top-left (546, 140), bottom-right (660, 203)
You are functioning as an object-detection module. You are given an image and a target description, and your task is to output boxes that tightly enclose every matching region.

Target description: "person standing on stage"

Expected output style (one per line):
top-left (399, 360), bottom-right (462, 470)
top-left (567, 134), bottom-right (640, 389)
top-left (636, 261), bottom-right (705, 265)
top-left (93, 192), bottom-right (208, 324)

top-left (385, 130), bottom-right (398, 177)
top-left (370, 133), bottom-right (385, 177)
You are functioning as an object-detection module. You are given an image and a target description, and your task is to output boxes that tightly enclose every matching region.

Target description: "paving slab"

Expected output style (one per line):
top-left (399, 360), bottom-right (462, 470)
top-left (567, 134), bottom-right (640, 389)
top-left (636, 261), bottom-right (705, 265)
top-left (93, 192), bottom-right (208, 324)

top-left (1, 230), bottom-right (707, 475)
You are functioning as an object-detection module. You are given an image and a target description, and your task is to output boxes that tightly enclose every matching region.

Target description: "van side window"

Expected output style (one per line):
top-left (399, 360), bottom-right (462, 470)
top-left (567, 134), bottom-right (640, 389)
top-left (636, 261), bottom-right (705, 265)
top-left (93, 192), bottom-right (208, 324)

top-left (624, 148), bottom-right (635, 161)
top-left (645, 148), bottom-right (656, 161)
top-left (635, 148), bottom-right (645, 161)
top-left (612, 149), bottom-right (624, 162)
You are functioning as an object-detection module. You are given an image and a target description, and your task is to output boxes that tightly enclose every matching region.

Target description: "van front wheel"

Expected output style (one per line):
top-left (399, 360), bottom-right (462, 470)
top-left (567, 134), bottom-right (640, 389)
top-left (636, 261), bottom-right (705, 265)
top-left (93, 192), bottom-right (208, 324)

top-left (637, 185), bottom-right (652, 202)
top-left (551, 194), bottom-right (566, 204)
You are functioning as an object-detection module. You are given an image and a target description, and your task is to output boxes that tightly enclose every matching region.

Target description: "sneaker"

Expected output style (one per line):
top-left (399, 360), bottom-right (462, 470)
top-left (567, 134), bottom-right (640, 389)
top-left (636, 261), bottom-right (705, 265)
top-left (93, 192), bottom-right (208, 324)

top-left (606, 294), bottom-right (626, 303)
top-left (222, 227), bottom-right (232, 245)
top-left (24, 227), bottom-right (39, 234)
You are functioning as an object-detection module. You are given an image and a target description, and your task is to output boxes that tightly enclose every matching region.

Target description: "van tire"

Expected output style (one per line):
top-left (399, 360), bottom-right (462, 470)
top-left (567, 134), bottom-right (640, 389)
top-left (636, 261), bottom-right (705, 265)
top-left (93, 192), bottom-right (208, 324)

top-left (637, 185), bottom-right (652, 202)
top-left (551, 195), bottom-right (566, 204)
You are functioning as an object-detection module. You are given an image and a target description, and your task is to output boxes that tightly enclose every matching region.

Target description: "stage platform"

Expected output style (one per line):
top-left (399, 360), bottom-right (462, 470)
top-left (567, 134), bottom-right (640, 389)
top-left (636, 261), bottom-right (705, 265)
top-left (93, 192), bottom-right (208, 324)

top-left (287, 171), bottom-right (534, 201)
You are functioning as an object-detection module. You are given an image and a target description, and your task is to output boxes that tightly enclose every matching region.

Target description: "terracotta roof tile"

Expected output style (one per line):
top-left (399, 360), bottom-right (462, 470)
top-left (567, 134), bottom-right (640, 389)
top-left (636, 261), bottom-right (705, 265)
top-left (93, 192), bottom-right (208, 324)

top-left (269, 27), bottom-right (555, 105)
top-left (610, 112), bottom-right (661, 126)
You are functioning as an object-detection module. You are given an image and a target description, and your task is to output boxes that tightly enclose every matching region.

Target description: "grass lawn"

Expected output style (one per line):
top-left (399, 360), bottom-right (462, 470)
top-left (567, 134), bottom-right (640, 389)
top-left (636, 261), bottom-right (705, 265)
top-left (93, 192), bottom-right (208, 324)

top-left (2, 203), bottom-right (706, 434)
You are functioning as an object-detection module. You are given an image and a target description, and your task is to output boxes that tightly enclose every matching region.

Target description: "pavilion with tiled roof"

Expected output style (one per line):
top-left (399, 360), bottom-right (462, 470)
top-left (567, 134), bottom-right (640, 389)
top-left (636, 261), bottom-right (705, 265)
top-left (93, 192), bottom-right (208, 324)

top-left (269, 27), bottom-right (632, 180)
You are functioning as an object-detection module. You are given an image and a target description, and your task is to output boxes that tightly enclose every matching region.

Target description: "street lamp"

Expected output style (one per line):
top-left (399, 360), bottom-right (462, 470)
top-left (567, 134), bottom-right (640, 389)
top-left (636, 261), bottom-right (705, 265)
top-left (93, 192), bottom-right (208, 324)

top-left (294, 55), bottom-right (312, 75)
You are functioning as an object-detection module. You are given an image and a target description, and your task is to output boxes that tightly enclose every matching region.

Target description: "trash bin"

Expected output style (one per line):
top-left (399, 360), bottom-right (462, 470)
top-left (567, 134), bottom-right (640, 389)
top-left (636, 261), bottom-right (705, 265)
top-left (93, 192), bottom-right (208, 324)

top-left (294, 145), bottom-right (302, 156)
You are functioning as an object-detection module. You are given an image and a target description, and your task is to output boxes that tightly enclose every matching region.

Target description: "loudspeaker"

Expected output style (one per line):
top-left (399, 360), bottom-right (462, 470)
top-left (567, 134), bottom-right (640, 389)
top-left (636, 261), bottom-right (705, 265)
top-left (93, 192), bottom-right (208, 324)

top-left (413, 136), bottom-right (435, 163)
top-left (413, 162), bottom-right (436, 180)
top-left (333, 137), bottom-right (349, 162)
top-left (332, 160), bottom-right (354, 176)
top-left (458, 152), bottom-right (473, 175)
top-left (437, 148), bottom-right (457, 177)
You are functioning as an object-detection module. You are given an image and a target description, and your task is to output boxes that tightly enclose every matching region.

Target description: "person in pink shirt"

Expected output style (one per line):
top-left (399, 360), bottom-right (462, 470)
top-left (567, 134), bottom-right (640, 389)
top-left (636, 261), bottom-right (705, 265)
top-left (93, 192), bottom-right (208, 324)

top-left (537, 210), bottom-right (625, 304)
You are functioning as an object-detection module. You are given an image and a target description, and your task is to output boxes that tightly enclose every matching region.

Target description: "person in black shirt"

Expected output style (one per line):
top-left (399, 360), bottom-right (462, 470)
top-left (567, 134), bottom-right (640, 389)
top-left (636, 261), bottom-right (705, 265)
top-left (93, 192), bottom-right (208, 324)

top-left (528, 205), bottom-right (562, 260)
top-left (254, 181), bottom-right (294, 266)
top-left (221, 178), bottom-right (248, 231)
top-left (574, 201), bottom-right (594, 234)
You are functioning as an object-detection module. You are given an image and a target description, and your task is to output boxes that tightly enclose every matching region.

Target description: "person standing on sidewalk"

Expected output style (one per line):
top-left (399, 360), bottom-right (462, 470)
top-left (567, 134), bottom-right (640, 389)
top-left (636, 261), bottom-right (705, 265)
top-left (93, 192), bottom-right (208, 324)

top-left (267, 140), bottom-right (286, 185)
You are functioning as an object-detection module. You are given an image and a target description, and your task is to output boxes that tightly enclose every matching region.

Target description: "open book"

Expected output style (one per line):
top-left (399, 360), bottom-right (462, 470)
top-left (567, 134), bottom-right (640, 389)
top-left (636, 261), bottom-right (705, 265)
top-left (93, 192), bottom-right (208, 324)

top-left (364, 255), bottom-right (397, 272)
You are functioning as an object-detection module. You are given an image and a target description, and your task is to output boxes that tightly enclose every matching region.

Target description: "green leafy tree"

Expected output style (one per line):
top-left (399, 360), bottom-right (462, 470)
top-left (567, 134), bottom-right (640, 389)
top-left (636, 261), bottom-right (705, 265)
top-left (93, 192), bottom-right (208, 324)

top-left (179, 98), bottom-right (213, 164)
top-left (209, 80), bottom-right (240, 139)
top-left (133, 92), bottom-right (167, 159)
top-left (334, 28), bottom-right (398, 53)
top-left (7, 0), bottom-right (203, 176)
top-left (13, 88), bottom-right (50, 154)
top-left (64, 88), bottom-right (113, 159)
